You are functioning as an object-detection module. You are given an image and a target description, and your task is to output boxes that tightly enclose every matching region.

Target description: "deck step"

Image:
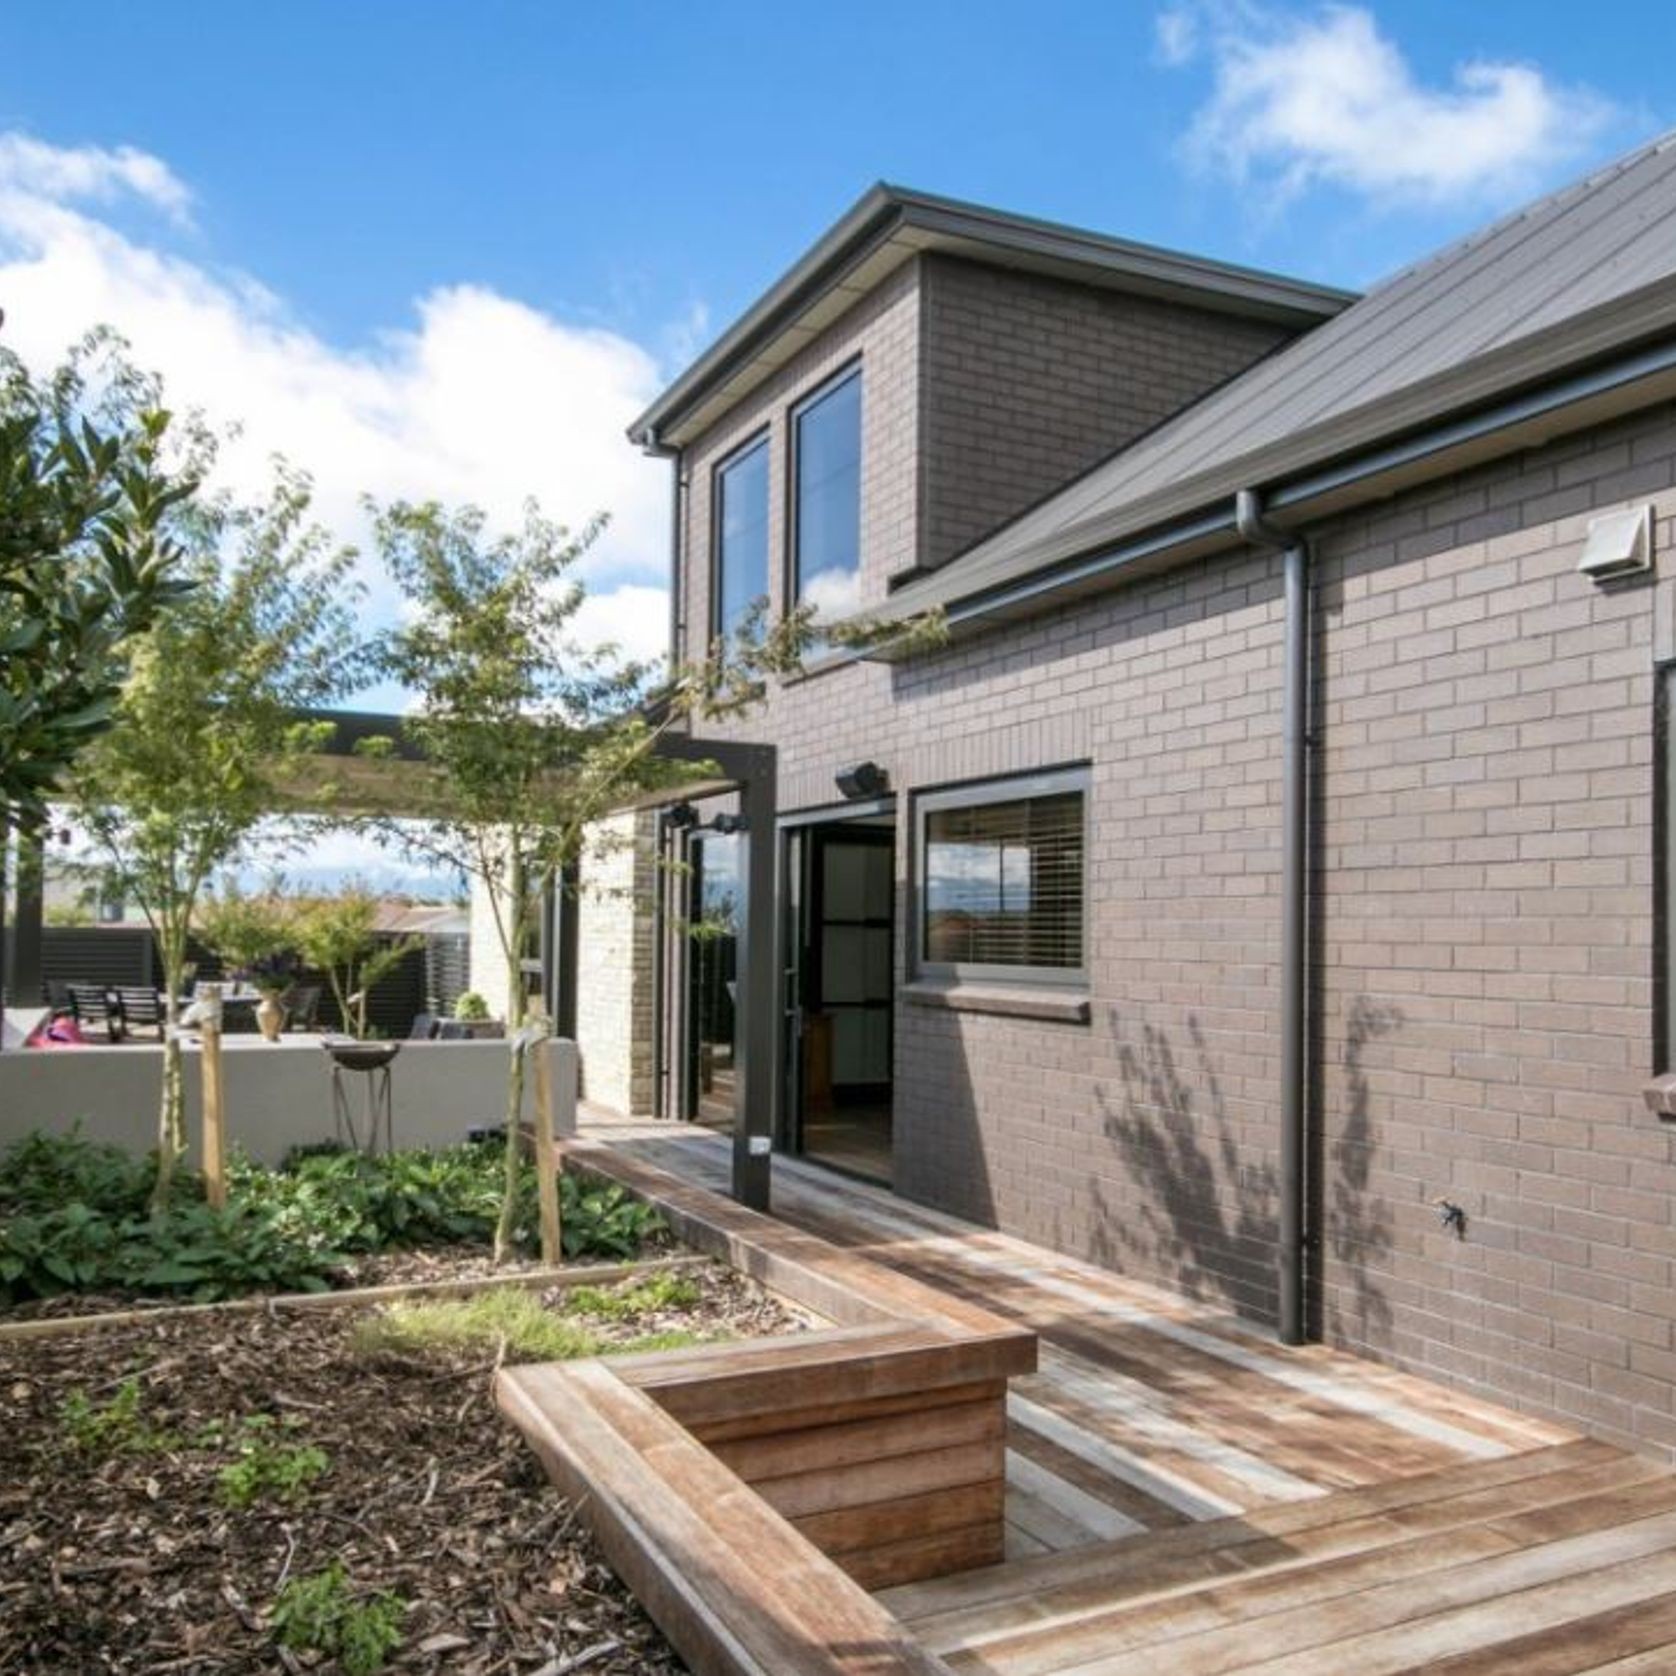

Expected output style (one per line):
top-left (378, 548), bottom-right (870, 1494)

top-left (886, 1441), bottom-right (1670, 1662)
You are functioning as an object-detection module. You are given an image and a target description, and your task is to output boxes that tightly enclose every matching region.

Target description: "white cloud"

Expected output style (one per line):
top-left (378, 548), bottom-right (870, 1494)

top-left (1161, 4), bottom-right (1617, 209)
top-left (0, 132), bottom-right (194, 224)
top-left (0, 131), bottom-right (673, 638)
top-left (570, 584), bottom-right (672, 667)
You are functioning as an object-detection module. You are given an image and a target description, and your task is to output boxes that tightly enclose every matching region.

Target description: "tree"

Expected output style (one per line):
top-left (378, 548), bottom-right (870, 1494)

top-left (0, 330), bottom-right (198, 829)
top-left (366, 498), bottom-right (816, 1260)
top-left (292, 883), bottom-right (420, 1039)
top-left (72, 466), bottom-right (366, 1208)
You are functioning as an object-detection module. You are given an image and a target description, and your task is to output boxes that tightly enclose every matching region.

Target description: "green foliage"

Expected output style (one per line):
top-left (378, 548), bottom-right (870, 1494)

top-left (70, 455), bottom-right (368, 1205)
top-left (451, 990), bottom-right (489, 1021)
top-left (352, 1281), bottom-right (714, 1365)
top-left (216, 1414), bottom-right (329, 1507)
top-left (60, 1375), bottom-right (175, 1455)
top-left (352, 1285), bottom-right (602, 1363)
top-left (560, 1176), bottom-right (665, 1260)
top-left (0, 331), bottom-right (198, 828)
top-left (0, 1132), bottom-right (666, 1305)
top-left (563, 1269), bottom-right (699, 1321)
top-left (196, 878), bottom-right (297, 986)
top-left (290, 883), bottom-right (419, 1037)
top-left (271, 1564), bottom-right (404, 1676)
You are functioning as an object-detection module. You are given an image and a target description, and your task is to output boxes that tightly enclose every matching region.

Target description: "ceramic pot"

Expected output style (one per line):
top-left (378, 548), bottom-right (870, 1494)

top-left (256, 992), bottom-right (286, 1043)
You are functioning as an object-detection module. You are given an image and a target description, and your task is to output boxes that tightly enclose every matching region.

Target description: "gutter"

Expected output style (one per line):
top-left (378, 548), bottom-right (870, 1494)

top-left (1234, 491), bottom-right (1311, 1348)
top-left (901, 325), bottom-right (1676, 645)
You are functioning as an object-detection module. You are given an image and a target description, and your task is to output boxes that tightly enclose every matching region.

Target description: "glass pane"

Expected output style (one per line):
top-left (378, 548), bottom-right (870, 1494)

top-left (794, 373), bottom-right (861, 624)
top-left (923, 790), bottom-right (1083, 971)
top-left (716, 440), bottom-right (769, 640)
top-left (822, 926), bottom-right (865, 1003)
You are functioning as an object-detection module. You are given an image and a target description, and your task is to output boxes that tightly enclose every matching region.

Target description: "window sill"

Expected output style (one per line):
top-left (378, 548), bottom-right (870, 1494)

top-left (1643, 1075), bottom-right (1676, 1118)
top-left (901, 979), bottom-right (1090, 1024)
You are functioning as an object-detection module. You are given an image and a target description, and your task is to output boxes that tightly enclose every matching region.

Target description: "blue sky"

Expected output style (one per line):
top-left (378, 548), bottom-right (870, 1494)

top-left (0, 0), bottom-right (1666, 662)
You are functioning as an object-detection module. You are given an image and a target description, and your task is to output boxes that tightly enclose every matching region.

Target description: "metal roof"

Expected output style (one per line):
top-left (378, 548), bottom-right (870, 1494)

top-left (885, 129), bottom-right (1676, 625)
top-left (628, 183), bottom-right (1356, 452)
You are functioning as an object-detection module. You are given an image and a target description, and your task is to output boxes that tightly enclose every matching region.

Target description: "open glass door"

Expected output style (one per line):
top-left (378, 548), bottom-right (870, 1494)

top-left (785, 816), bottom-right (894, 1183)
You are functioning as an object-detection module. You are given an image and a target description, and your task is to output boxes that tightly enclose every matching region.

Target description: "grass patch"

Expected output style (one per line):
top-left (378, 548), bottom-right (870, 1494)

top-left (563, 1270), bottom-right (700, 1321)
top-left (352, 1281), bottom-right (724, 1364)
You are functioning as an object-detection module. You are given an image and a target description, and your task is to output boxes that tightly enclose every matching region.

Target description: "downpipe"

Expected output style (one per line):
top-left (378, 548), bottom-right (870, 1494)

top-left (1234, 489), bottom-right (1311, 1347)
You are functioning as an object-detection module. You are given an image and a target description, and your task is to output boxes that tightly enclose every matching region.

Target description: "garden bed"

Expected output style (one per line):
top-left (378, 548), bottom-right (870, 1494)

top-left (1, 1262), bottom-right (806, 1674)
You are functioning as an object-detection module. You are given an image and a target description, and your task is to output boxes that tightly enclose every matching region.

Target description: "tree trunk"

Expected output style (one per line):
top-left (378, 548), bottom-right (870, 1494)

top-left (150, 938), bottom-right (188, 1213)
top-left (493, 1021), bottom-right (527, 1263)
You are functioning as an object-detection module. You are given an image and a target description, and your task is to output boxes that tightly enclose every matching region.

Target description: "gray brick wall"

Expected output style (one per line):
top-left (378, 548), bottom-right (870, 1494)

top-left (669, 245), bottom-right (1676, 1457)
top-left (917, 255), bottom-right (1291, 571)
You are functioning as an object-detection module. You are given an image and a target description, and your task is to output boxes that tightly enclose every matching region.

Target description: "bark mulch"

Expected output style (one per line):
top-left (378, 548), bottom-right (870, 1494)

top-left (0, 1262), bottom-right (802, 1674)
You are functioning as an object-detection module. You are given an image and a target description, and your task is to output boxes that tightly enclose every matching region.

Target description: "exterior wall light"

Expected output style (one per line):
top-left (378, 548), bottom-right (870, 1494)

top-left (835, 761), bottom-right (889, 800)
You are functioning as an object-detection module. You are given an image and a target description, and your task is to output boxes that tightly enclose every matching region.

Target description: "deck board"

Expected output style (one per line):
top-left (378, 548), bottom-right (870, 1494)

top-left (572, 1115), bottom-right (1676, 1674)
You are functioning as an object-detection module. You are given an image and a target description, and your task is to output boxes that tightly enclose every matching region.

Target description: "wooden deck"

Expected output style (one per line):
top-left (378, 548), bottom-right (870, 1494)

top-left (553, 1114), bottom-right (1676, 1674)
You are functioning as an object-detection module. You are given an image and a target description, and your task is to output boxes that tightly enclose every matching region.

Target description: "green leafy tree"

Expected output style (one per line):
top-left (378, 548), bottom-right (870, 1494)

top-left (72, 467), bottom-right (366, 1207)
top-left (197, 877), bottom-right (299, 990)
top-left (0, 330), bottom-right (198, 830)
top-left (366, 498), bottom-right (818, 1259)
top-left (292, 883), bottom-right (420, 1038)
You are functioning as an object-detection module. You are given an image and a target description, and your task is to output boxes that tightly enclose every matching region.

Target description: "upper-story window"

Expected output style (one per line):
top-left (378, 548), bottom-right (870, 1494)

top-left (791, 367), bottom-right (862, 626)
top-left (712, 434), bottom-right (770, 642)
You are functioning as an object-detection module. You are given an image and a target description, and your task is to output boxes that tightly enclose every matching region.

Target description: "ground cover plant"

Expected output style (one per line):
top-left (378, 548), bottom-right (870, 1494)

top-left (0, 1130), bottom-right (666, 1309)
top-left (1, 1262), bottom-right (802, 1673)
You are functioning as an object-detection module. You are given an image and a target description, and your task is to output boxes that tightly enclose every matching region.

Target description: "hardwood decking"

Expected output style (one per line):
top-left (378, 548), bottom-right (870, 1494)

top-left (526, 1113), bottom-right (1676, 1674)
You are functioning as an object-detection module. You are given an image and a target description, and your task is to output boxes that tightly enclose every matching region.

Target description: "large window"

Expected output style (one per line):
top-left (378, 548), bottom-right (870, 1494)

top-left (917, 769), bottom-right (1088, 984)
top-left (791, 367), bottom-right (862, 625)
top-left (712, 435), bottom-right (769, 642)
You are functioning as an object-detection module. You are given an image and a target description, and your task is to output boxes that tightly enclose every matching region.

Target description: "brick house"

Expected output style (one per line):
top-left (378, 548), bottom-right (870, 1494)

top-left (578, 131), bottom-right (1676, 1458)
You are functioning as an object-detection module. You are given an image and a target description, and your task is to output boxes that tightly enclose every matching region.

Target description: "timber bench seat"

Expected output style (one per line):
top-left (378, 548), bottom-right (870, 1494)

top-left (495, 1138), bottom-right (1037, 1676)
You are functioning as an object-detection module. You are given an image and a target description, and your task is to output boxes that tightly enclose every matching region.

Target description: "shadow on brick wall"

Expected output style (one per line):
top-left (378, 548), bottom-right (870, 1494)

top-left (1324, 994), bottom-right (1400, 1347)
top-left (1091, 1014), bottom-right (1279, 1321)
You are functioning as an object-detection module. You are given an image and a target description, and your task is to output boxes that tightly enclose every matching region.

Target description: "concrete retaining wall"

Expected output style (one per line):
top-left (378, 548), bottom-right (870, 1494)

top-left (0, 1037), bottom-right (577, 1166)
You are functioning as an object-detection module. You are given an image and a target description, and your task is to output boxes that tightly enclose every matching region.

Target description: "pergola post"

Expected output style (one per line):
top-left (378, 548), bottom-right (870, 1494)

top-left (732, 745), bottom-right (778, 1211)
top-left (651, 733), bottom-right (779, 1212)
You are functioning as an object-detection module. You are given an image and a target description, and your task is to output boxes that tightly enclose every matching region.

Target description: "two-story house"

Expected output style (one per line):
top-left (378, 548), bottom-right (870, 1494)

top-left (569, 131), bottom-right (1676, 1462)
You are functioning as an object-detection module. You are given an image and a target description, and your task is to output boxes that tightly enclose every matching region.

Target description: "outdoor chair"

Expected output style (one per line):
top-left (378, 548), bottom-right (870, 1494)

top-left (409, 1012), bottom-right (439, 1040)
top-left (434, 1019), bottom-right (471, 1040)
top-left (66, 983), bottom-right (122, 1042)
top-left (113, 986), bottom-right (166, 1041)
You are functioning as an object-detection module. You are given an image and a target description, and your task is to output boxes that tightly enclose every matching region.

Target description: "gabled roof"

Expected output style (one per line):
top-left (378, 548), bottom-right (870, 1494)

top-left (629, 183), bottom-right (1356, 452)
top-left (884, 129), bottom-right (1676, 630)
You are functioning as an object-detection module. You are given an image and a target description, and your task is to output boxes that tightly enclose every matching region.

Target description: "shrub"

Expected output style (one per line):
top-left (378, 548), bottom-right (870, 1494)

top-left (217, 1414), bottom-right (330, 1507)
top-left (452, 990), bottom-right (489, 1021)
top-left (561, 1176), bottom-right (664, 1259)
top-left (0, 1131), bottom-right (667, 1305)
top-left (271, 1564), bottom-right (404, 1676)
top-left (60, 1376), bottom-right (175, 1455)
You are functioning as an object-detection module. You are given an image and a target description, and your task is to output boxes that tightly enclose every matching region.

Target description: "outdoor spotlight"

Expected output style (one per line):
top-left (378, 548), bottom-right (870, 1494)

top-left (665, 800), bottom-right (700, 831)
top-left (835, 761), bottom-right (888, 800)
top-left (709, 812), bottom-right (748, 836)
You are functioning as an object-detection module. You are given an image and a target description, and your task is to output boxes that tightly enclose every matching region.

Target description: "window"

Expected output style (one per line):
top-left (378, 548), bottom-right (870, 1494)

top-left (791, 368), bottom-right (862, 625)
top-left (713, 435), bottom-right (769, 642)
top-left (917, 769), bottom-right (1088, 984)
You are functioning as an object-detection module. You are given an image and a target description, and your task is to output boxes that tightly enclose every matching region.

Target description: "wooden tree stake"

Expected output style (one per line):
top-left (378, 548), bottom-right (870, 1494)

top-left (528, 1018), bottom-right (562, 1264)
top-left (198, 982), bottom-right (227, 1210)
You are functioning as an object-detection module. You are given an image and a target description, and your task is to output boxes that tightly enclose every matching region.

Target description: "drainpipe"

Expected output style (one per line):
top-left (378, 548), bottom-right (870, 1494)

top-left (1234, 488), bottom-right (1311, 1347)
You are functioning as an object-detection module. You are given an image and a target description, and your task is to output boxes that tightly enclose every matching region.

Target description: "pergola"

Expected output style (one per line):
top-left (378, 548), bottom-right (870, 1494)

top-left (2, 712), bottom-right (782, 1211)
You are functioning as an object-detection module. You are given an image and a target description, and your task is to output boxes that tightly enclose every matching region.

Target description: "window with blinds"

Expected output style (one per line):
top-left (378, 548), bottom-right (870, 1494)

top-left (918, 770), bottom-right (1087, 982)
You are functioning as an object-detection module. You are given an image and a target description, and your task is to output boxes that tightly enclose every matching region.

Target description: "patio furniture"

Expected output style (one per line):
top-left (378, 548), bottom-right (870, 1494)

top-left (408, 1011), bottom-right (439, 1040)
top-left (323, 1038), bottom-right (401, 1154)
top-left (435, 1018), bottom-right (471, 1040)
top-left (113, 986), bottom-right (166, 1041)
top-left (67, 983), bottom-right (122, 1042)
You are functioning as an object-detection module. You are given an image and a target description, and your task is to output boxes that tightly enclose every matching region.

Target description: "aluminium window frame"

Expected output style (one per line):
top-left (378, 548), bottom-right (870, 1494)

top-left (912, 765), bottom-right (1092, 989)
top-left (709, 427), bottom-right (772, 645)
top-left (786, 358), bottom-right (864, 616)
top-left (1657, 662), bottom-right (1676, 1074)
